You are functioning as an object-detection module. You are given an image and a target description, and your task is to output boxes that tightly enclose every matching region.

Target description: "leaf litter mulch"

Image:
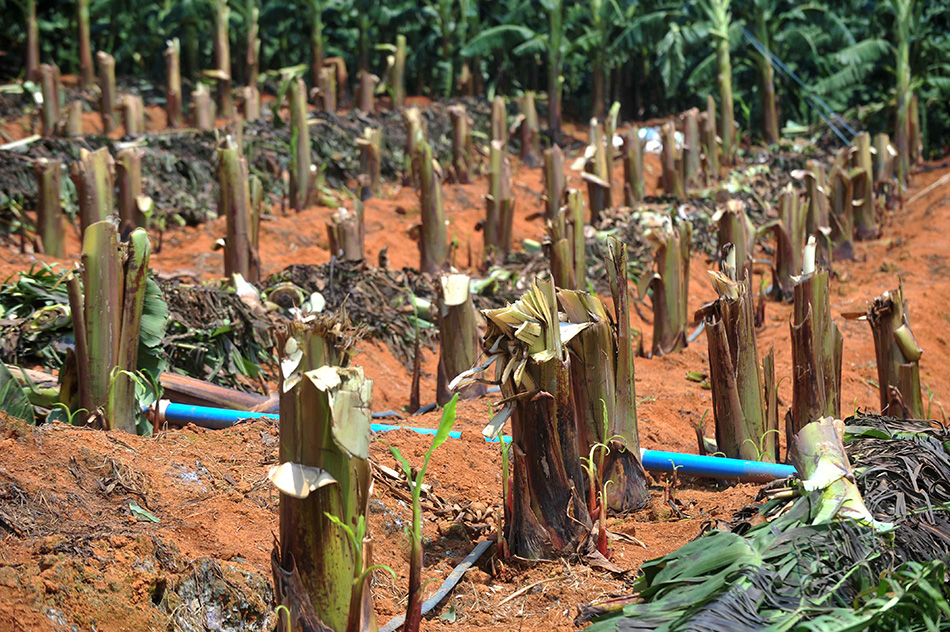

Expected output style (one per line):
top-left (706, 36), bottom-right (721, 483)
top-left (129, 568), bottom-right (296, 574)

top-left (578, 413), bottom-right (950, 632)
top-left (0, 98), bottom-right (494, 231)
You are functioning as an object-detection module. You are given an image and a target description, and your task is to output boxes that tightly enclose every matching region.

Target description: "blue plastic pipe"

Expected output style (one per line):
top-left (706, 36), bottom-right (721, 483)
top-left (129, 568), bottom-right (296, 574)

top-left (640, 449), bottom-right (797, 483)
top-left (154, 402), bottom-right (461, 438)
top-left (486, 434), bottom-right (796, 482)
top-left (153, 402), bottom-right (797, 482)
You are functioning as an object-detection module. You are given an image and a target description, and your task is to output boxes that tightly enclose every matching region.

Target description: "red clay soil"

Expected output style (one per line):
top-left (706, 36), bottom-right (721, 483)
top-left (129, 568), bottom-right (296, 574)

top-left (0, 110), bottom-right (949, 631)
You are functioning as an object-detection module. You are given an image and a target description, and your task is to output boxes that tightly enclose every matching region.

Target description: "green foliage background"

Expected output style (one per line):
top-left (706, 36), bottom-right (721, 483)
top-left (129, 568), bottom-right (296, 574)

top-left (0, 1), bottom-right (948, 154)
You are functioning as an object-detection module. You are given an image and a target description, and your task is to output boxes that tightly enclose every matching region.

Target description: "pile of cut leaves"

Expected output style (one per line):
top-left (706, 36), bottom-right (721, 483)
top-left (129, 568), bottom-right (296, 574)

top-left (0, 260), bottom-right (525, 394)
top-left (577, 414), bottom-right (950, 632)
top-left (0, 98), bottom-right (494, 232)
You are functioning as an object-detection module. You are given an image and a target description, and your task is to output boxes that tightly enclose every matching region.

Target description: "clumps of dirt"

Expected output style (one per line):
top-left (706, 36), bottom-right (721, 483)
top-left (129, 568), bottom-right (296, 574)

top-left (162, 556), bottom-right (275, 632)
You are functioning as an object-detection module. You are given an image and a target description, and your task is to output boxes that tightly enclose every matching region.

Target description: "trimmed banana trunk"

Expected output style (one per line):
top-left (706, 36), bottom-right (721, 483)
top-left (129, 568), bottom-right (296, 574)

top-left (829, 167), bottom-right (854, 261)
top-left (25, 0), bottom-right (39, 82)
top-left (326, 205), bottom-right (363, 262)
top-left (34, 159), bottom-right (64, 258)
top-left (403, 108), bottom-right (426, 188)
top-left (324, 58), bottom-right (348, 108)
top-left (561, 240), bottom-right (648, 513)
top-left (621, 127), bottom-right (644, 205)
top-left (697, 268), bottom-right (774, 462)
top-left (544, 189), bottom-right (585, 290)
top-left (873, 133), bottom-right (896, 198)
top-left (120, 95), bottom-right (145, 137)
top-left (491, 96), bottom-right (507, 146)
top-left (39, 64), bottom-right (61, 138)
top-left (165, 39), bottom-right (183, 128)
top-left (640, 217), bottom-right (691, 357)
top-left (519, 92), bottom-right (541, 167)
top-left (703, 95), bottom-right (720, 183)
top-left (713, 198), bottom-right (754, 282)
top-left (803, 160), bottom-right (829, 238)
top-left (70, 147), bottom-right (114, 237)
top-left (356, 127), bottom-right (382, 197)
top-left (67, 221), bottom-right (151, 433)
top-left (485, 139), bottom-right (514, 261)
top-left (116, 147), bottom-right (147, 230)
top-left (77, 0), bottom-right (94, 88)
top-left (218, 140), bottom-right (260, 283)
top-left (543, 145), bottom-right (566, 220)
top-left (272, 320), bottom-right (375, 632)
top-left (480, 279), bottom-right (592, 558)
top-left (249, 174), bottom-right (262, 253)
top-left (855, 283), bottom-right (924, 419)
top-left (448, 105), bottom-right (474, 184)
top-left (242, 86), bottom-right (260, 121)
top-left (851, 133), bottom-right (879, 240)
top-left (317, 66), bottom-right (337, 112)
top-left (661, 120), bottom-right (684, 200)
top-left (414, 140), bottom-right (448, 274)
top-left (213, 0), bottom-right (234, 119)
top-left (192, 83), bottom-right (216, 130)
top-left (63, 101), bottom-right (83, 136)
top-left (436, 274), bottom-right (484, 406)
top-left (583, 118), bottom-right (612, 224)
top-left (763, 185), bottom-right (805, 301)
top-left (97, 52), bottom-right (116, 134)
top-left (789, 239), bottom-right (842, 435)
top-left (288, 77), bottom-right (311, 212)
top-left (393, 35), bottom-right (406, 109)
top-left (682, 108), bottom-right (702, 191)
top-left (357, 71), bottom-right (378, 113)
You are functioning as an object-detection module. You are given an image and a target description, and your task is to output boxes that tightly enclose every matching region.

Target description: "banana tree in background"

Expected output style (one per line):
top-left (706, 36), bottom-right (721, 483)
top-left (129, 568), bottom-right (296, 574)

top-left (570, 0), bottom-right (624, 120)
top-left (310, 0), bottom-right (325, 87)
top-left (698, 0), bottom-right (735, 164)
top-left (890, 0), bottom-right (915, 185)
top-left (462, 0), bottom-right (567, 139)
top-left (749, 0), bottom-right (778, 143)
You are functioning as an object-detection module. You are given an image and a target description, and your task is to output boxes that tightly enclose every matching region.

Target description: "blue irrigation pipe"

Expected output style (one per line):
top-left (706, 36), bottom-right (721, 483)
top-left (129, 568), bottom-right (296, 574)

top-left (640, 449), bottom-right (796, 483)
top-left (153, 401), bottom-right (462, 438)
top-left (152, 401), bottom-right (797, 482)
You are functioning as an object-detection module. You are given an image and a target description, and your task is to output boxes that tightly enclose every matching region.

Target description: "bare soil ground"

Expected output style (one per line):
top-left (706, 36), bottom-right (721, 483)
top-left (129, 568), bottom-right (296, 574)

top-left (0, 103), bottom-right (948, 631)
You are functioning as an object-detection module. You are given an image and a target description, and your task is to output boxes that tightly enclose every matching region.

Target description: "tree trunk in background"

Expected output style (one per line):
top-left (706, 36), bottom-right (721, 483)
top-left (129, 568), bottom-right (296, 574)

top-left (717, 29), bottom-right (735, 164)
top-left (755, 6), bottom-right (779, 144)
top-left (546, 2), bottom-right (563, 141)
top-left (591, 54), bottom-right (605, 121)
top-left (894, 0), bottom-right (913, 185)
top-left (77, 0), bottom-right (94, 88)
top-left (25, 0), bottom-right (39, 82)
top-left (97, 52), bottom-right (116, 134)
top-left (214, 0), bottom-right (234, 119)
top-left (311, 3), bottom-right (324, 88)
